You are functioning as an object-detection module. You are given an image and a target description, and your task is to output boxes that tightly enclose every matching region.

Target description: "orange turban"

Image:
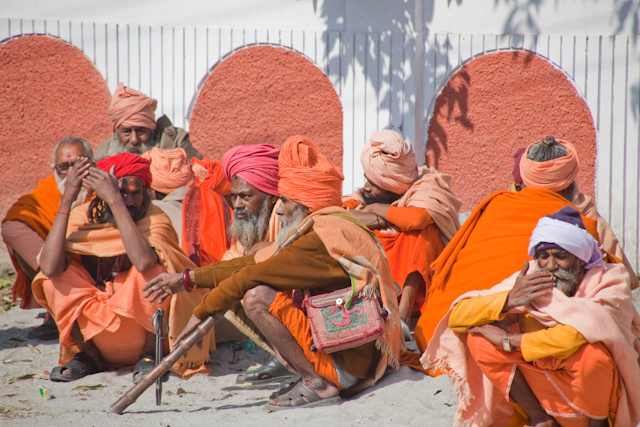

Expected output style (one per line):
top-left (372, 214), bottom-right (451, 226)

top-left (278, 135), bottom-right (343, 212)
top-left (361, 130), bottom-right (418, 195)
top-left (191, 158), bottom-right (231, 196)
top-left (108, 83), bottom-right (157, 131)
top-left (142, 148), bottom-right (194, 194)
top-left (520, 139), bottom-right (580, 192)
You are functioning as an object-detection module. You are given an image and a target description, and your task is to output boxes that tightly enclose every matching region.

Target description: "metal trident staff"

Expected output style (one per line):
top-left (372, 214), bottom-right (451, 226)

top-left (152, 308), bottom-right (169, 406)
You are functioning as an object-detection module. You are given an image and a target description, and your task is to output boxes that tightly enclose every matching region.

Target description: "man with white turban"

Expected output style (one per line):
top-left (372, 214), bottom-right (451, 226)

top-left (343, 130), bottom-right (463, 333)
top-left (423, 206), bottom-right (640, 427)
top-left (94, 83), bottom-right (202, 160)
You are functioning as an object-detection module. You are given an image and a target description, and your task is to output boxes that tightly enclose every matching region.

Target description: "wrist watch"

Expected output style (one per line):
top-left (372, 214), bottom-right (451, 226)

top-left (503, 334), bottom-right (513, 352)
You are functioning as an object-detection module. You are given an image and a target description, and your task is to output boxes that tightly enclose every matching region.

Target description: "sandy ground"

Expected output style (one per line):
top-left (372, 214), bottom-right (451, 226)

top-left (0, 305), bottom-right (458, 426)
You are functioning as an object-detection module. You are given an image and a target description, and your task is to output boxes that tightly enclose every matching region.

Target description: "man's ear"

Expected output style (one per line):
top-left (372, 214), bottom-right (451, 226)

top-left (268, 194), bottom-right (278, 209)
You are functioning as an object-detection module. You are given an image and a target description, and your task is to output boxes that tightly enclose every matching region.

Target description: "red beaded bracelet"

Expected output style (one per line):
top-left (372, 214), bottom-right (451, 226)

top-left (183, 268), bottom-right (195, 292)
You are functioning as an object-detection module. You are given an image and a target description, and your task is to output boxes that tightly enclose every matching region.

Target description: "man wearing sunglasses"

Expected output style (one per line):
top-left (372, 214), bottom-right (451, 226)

top-left (2, 136), bottom-right (93, 340)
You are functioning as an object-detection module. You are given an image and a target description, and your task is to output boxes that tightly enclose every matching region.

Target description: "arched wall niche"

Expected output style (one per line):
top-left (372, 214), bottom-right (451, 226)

top-left (424, 50), bottom-right (596, 211)
top-left (189, 44), bottom-right (344, 170)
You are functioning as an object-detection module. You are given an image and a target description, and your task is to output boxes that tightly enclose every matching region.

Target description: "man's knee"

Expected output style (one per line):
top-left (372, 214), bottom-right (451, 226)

top-left (242, 285), bottom-right (277, 319)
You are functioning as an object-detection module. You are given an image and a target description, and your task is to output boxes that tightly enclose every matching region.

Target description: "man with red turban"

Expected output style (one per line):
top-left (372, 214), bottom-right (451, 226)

top-left (144, 135), bottom-right (403, 409)
top-left (343, 130), bottom-right (463, 335)
top-left (32, 153), bottom-right (198, 382)
top-left (509, 137), bottom-right (637, 289)
top-left (94, 83), bottom-right (202, 161)
top-left (412, 135), bottom-right (627, 365)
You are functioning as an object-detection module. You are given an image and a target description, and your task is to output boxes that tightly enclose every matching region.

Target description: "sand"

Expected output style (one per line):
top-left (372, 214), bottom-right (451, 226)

top-left (0, 306), bottom-right (458, 426)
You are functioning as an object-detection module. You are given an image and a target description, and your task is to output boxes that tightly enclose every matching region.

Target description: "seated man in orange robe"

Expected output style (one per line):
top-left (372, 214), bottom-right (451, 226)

top-left (413, 135), bottom-right (623, 355)
top-left (343, 130), bottom-right (462, 333)
top-left (144, 135), bottom-right (403, 409)
top-left (32, 153), bottom-right (194, 382)
top-left (509, 137), bottom-right (638, 289)
top-left (423, 206), bottom-right (640, 427)
top-left (2, 136), bottom-right (94, 339)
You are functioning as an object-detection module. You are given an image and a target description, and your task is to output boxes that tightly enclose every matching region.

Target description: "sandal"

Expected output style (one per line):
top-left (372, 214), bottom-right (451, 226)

top-left (269, 374), bottom-right (302, 400)
top-left (264, 379), bottom-right (342, 411)
top-left (132, 353), bottom-right (169, 384)
top-left (236, 356), bottom-right (297, 388)
top-left (50, 352), bottom-right (101, 382)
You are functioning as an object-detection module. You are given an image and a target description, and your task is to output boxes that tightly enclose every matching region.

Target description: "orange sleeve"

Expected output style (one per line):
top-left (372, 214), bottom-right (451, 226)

top-left (386, 206), bottom-right (433, 231)
top-left (342, 199), bottom-right (360, 209)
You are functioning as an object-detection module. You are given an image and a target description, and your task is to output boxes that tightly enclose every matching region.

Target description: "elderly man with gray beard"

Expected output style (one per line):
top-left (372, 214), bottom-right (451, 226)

top-left (93, 83), bottom-right (202, 161)
top-left (2, 136), bottom-right (93, 339)
top-left (423, 206), bottom-right (640, 427)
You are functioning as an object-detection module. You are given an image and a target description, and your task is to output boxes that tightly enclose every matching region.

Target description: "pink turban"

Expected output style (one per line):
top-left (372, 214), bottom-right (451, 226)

top-left (278, 135), bottom-right (343, 212)
top-left (361, 130), bottom-right (418, 195)
top-left (96, 153), bottom-right (152, 188)
top-left (222, 144), bottom-right (281, 196)
top-left (108, 83), bottom-right (157, 131)
top-left (142, 148), bottom-right (194, 194)
top-left (520, 138), bottom-right (580, 192)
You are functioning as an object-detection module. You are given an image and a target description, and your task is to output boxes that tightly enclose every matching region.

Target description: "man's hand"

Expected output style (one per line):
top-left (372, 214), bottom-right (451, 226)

top-left (143, 272), bottom-right (185, 303)
top-left (360, 203), bottom-right (391, 219)
top-left (172, 314), bottom-right (204, 351)
top-left (83, 165), bottom-right (121, 206)
top-left (346, 208), bottom-right (384, 230)
top-left (61, 157), bottom-right (91, 206)
top-left (504, 261), bottom-right (555, 312)
top-left (468, 324), bottom-right (507, 347)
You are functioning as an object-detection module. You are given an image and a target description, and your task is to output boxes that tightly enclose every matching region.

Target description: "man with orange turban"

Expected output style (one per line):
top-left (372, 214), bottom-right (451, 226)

top-left (144, 135), bottom-right (403, 409)
top-left (2, 137), bottom-right (94, 340)
top-left (412, 135), bottom-right (626, 366)
top-left (343, 130), bottom-right (463, 335)
top-left (94, 83), bottom-right (202, 161)
top-left (509, 137), bottom-right (637, 289)
top-left (32, 153), bottom-right (198, 382)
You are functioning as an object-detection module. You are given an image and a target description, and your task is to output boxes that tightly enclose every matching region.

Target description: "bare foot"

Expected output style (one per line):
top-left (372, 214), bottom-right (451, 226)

top-left (267, 377), bottom-right (339, 407)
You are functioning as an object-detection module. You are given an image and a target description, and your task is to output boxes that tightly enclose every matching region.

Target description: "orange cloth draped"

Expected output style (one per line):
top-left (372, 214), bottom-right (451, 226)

top-left (278, 135), bottom-right (343, 212)
top-left (269, 291), bottom-right (342, 389)
top-left (386, 206), bottom-right (433, 231)
top-left (182, 185), bottom-right (232, 267)
top-left (33, 260), bottom-right (169, 369)
top-left (375, 224), bottom-right (443, 312)
top-left (191, 158), bottom-right (231, 196)
top-left (414, 188), bottom-right (605, 355)
top-left (519, 139), bottom-right (579, 192)
top-left (3, 174), bottom-right (61, 308)
top-left (468, 333), bottom-right (618, 427)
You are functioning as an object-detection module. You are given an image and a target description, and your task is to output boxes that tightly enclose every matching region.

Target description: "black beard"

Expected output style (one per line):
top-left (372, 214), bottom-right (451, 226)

top-left (359, 188), bottom-right (402, 206)
top-left (88, 193), bottom-right (150, 224)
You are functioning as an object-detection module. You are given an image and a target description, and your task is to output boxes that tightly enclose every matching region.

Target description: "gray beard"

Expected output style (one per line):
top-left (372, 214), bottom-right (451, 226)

top-left (107, 133), bottom-right (156, 157)
top-left (537, 262), bottom-right (584, 297)
top-left (227, 197), bottom-right (272, 254)
top-left (55, 171), bottom-right (92, 210)
top-left (274, 205), bottom-right (308, 247)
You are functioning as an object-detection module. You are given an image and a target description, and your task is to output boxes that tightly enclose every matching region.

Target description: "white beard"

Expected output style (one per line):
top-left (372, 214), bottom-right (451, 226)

top-left (274, 205), bottom-right (308, 247)
top-left (55, 170), bottom-right (92, 210)
top-left (106, 133), bottom-right (155, 157)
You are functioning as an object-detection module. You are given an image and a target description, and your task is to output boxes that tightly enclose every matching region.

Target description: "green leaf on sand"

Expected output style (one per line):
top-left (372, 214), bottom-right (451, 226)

top-left (72, 384), bottom-right (105, 391)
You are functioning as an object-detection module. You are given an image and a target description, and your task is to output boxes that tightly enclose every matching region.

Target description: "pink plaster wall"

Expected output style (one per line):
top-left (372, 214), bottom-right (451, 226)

top-left (425, 51), bottom-right (596, 211)
top-left (0, 35), bottom-right (112, 222)
top-left (190, 46), bottom-right (343, 170)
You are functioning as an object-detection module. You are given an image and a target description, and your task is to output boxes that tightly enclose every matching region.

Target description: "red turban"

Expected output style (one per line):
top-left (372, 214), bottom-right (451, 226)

top-left (191, 158), bottom-right (231, 196)
top-left (142, 148), bottom-right (194, 194)
top-left (222, 144), bottom-right (281, 196)
top-left (278, 135), bottom-right (343, 212)
top-left (108, 83), bottom-right (157, 131)
top-left (361, 130), bottom-right (418, 194)
top-left (96, 153), bottom-right (152, 188)
top-left (520, 139), bottom-right (580, 192)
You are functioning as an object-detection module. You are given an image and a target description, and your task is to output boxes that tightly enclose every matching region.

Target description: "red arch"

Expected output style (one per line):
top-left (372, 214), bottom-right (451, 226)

top-left (189, 45), bottom-right (343, 170)
top-left (0, 35), bottom-right (112, 222)
top-left (425, 51), bottom-right (596, 211)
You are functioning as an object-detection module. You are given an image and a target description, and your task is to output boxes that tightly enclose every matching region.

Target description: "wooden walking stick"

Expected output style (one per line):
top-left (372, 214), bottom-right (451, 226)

top-left (110, 217), bottom-right (315, 414)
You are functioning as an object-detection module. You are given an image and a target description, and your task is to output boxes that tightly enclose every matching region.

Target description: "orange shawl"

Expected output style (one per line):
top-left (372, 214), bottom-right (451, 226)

top-left (414, 188), bottom-right (606, 354)
top-left (3, 174), bottom-right (60, 308)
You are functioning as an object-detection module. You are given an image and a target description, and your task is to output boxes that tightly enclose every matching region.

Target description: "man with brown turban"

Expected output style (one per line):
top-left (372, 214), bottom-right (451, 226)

top-left (32, 153), bottom-right (196, 382)
top-left (343, 130), bottom-right (463, 334)
top-left (94, 83), bottom-right (202, 160)
top-left (144, 135), bottom-right (403, 409)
